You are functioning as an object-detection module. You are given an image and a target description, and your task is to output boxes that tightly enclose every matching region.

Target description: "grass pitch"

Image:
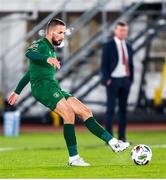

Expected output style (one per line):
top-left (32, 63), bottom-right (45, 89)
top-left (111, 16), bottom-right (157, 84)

top-left (0, 128), bottom-right (165, 178)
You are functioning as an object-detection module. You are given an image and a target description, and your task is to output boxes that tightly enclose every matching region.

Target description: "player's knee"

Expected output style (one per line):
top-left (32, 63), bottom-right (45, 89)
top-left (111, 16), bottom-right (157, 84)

top-left (85, 106), bottom-right (92, 116)
top-left (80, 106), bottom-right (93, 121)
top-left (63, 107), bottom-right (75, 124)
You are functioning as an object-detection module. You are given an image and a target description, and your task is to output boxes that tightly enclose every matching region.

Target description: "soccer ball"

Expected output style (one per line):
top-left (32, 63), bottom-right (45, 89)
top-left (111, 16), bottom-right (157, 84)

top-left (131, 144), bottom-right (152, 165)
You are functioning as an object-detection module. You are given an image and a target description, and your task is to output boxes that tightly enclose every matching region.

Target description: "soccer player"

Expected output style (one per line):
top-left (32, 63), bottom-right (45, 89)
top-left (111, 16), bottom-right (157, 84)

top-left (8, 18), bottom-right (130, 166)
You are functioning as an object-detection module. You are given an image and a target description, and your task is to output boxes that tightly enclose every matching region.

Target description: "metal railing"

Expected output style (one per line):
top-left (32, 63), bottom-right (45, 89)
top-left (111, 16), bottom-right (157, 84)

top-left (67, 0), bottom-right (108, 35)
top-left (77, 17), bottom-right (166, 104)
top-left (56, 1), bottom-right (144, 78)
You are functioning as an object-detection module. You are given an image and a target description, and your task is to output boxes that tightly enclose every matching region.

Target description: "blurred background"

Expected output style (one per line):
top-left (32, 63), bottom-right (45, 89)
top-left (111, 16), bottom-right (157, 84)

top-left (0, 0), bottom-right (166, 129)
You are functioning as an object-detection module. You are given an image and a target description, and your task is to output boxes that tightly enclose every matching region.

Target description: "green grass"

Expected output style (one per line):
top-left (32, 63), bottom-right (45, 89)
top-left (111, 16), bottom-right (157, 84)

top-left (0, 129), bottom-right (166, 178)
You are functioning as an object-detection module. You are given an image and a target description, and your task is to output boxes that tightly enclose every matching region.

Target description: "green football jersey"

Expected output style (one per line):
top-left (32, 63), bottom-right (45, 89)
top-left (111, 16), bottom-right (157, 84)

top-left (15, 38), bottom-right (57, 94)
top-left (27, 38), bottom-right (56, 83)
top-left (15, 37), bottom-right (72, 110)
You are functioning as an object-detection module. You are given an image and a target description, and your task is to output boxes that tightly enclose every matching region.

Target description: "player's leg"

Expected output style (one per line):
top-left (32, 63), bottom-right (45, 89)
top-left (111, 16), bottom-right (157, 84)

top-left (32, 81), bottom-right (89, 166)
top-left (67, 97), bottom-right (114, 143)
top-left (67, 97), bottom-right (130, 152)
top-left (53, 98), bottom-right (90, 166)
top-left (54, 98), bottom-right (77, 157)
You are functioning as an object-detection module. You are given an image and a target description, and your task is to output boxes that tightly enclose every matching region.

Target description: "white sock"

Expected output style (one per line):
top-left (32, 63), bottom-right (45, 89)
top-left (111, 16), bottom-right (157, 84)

top-left (69, 154), bottom-right (79, 162)
top-left (108, 138), bottom-right (118, 146)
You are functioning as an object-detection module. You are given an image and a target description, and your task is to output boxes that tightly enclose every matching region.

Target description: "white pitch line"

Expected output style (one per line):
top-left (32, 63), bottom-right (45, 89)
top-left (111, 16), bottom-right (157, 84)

top-left (0, 147), bottom-right (22, 152)
top-left (150, 144), bottom-right (166, 148)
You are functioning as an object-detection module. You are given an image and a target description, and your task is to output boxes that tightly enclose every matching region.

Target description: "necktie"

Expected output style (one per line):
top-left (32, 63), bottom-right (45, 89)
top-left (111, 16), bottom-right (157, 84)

top-left (121, 42), bottom-right (130, 76)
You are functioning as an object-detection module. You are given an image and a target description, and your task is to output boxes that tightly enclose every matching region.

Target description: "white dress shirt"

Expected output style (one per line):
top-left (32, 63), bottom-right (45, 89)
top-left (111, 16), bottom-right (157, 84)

top-left (111, 36), bottom-right (129, 78)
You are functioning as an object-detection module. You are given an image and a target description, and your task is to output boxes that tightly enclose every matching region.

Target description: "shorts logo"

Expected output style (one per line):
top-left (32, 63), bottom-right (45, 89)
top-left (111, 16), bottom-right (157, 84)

top-left (53, 92), bottom-right (60, 98)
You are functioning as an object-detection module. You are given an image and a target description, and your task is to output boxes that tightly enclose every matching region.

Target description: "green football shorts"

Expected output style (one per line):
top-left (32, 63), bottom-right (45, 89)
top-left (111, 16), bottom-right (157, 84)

top-left (31, 79), bottom-right (72, 110)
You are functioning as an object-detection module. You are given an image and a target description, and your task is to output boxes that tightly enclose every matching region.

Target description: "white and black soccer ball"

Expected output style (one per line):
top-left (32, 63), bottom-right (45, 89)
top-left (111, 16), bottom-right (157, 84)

top-left (131, 144), bottom-right (152, 165)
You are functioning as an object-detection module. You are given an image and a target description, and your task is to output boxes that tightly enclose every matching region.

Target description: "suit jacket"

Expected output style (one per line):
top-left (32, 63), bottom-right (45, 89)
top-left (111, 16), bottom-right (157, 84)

top-left (101, 38), bottom-right (134, 86)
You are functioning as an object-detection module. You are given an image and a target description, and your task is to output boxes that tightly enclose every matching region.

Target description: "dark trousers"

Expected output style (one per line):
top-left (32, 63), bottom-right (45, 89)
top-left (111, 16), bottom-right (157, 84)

top-left (105, 77), bottom-right (131, 140)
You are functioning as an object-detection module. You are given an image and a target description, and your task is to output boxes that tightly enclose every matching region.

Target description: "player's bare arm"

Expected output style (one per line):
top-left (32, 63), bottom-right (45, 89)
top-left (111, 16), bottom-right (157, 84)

top-left (7, 71), bottom-right (30, 105)
top-left (8, 92), bottom-right (19, 105)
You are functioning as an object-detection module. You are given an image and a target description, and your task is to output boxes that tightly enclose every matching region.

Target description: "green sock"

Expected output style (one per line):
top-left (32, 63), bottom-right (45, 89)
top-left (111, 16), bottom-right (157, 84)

top-left (85, 117), bottom-right (113, 143)
top-left (63, 124), bottom-right (78, 157)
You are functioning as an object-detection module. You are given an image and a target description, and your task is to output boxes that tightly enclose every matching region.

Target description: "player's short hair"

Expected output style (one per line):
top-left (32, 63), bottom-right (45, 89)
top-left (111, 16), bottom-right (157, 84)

top-left (116, 21), bottom-right (128, 27)
top-left (47, 18), bottom-right (66, 30)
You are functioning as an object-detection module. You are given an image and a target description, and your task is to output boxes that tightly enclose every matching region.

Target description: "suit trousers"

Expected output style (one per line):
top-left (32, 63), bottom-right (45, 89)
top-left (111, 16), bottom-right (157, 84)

top-left (105, 77), bottom-right (131, 140)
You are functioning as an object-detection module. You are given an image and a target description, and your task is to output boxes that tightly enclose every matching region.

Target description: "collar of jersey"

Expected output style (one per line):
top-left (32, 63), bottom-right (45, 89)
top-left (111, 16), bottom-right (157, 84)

top-left (43, 38), bottom-right (55, 50)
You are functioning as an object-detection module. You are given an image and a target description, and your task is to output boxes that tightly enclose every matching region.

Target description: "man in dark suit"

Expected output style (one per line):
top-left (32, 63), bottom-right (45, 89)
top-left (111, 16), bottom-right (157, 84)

top-left (101, 21), bottom-right (134, 142)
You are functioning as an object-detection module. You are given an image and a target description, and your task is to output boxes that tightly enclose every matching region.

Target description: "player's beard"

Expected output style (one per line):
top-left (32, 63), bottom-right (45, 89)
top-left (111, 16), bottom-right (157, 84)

top-left (52, 39), bottom-right (63, 46)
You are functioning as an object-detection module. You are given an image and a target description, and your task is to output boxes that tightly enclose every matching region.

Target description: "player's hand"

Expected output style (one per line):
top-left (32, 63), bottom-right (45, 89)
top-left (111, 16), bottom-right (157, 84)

top-left (106, 79), bottom-right (112, 86)
top-left (47, 58), bottom-right (61, 69)
top-left (7, 92), bottom-right (19, 105)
